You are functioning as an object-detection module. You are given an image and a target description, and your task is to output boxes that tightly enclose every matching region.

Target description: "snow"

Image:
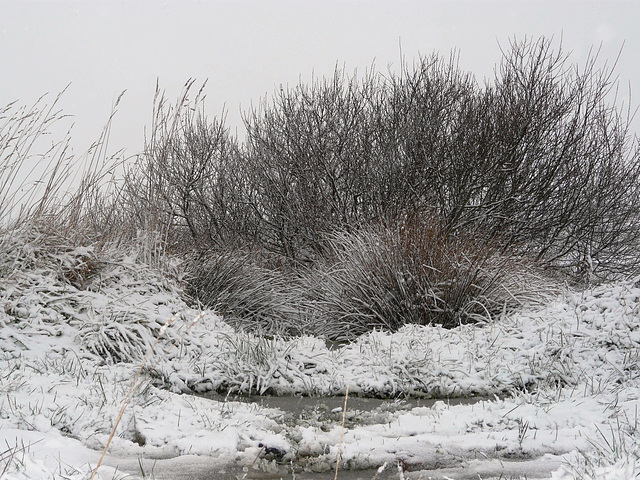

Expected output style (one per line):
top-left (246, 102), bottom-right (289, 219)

top-left (1, 235), bottom-right (639, 479)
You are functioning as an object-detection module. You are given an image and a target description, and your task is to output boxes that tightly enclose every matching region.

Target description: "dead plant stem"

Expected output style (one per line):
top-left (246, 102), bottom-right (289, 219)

top-left (334, 385), bottom-right (349, 480)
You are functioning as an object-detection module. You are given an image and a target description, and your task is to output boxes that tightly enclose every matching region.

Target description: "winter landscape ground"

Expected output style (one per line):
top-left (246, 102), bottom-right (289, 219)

top-left (1, 228), bottom-right (639, 480)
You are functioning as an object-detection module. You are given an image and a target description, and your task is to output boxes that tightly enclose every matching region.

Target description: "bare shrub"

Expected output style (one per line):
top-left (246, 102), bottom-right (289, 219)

top-left (378, 51), bottom-right (485, 230)
top-left (474, 38), bottom-right (640, 280)
top-left (240, 38), bottom-right (639, 281)
top-left (241, 68), bottom-right (388, 262)
top-left (115, 39), bottom-right (639, 283)
top-left (120, 80), bottom-right (250, 255)
top-left (304, 219), bottom-right (554, 341)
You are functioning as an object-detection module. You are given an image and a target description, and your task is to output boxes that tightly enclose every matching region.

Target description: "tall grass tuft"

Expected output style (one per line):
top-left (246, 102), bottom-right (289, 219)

top-left (0, 90), bottom-right (72, 226)
top-left (0, 90), bottom-right (128, 252)
top-left (185, 249), bottom-right (307, 336)
top-left (304, 218), bottom-right (554, 340)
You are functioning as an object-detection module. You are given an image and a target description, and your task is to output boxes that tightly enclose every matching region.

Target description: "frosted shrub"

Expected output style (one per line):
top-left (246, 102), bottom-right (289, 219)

top-left (121, 39), bottom-right (640, 282)
top-left (185, 250), bottom-right (307, 336)
top-left (304, 219), bottom-right (552, 340)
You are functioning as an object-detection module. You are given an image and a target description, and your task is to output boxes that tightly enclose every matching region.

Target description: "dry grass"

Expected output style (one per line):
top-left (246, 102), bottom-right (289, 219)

top-left (183, 219), bottom-right (558, 341)
top-left (0, 90), bottom-right (129, 255)
top-left (303, 219), bottom-right (556, 340)
top-left (0, 90), bottom-right (71, 224)
top-left (334, 385), bottom-right (350, 480)
top-left (185, 249), bottom-right (307, 336)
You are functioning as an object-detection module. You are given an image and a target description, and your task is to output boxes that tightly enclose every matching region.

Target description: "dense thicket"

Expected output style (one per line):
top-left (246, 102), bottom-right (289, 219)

top-left (7, 38), bottom-right (631, 338)
top-left (127, 39), bottom-right (639, 285)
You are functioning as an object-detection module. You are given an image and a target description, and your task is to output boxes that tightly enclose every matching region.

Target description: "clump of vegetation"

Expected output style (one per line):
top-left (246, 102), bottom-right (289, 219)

top-left (185, 249), bottom-right (307, 336)
top-left (2, 37), bottom-right (639, 341)
top-left (302, 218), bottom-right (554, 340)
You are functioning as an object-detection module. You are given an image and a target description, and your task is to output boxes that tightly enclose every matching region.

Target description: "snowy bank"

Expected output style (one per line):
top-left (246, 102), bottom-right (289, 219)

top-left (1, 234), bottom-right (639, 479)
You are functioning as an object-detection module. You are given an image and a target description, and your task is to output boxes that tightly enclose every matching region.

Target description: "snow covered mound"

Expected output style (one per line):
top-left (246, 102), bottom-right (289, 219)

top-left (0, 230), bottom-right (639, 479)
top-left (164, 279), bottom-right (640, 401)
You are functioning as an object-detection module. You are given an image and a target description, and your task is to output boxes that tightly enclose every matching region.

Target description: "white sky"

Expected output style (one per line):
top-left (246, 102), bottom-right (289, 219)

top-left (1, 0), bottom-right (639, 157)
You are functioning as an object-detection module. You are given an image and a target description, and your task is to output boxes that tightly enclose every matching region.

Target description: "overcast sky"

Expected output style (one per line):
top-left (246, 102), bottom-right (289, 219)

top-left (1, 1), bottom-right (639, 158)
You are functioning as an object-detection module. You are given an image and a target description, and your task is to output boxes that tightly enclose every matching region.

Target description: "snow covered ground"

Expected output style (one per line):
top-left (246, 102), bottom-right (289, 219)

top-left (1, 232), bottom-right (639, 479)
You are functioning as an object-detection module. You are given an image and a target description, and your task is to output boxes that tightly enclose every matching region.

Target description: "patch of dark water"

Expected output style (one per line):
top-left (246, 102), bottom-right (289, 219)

top-left (227, 463), bottom-right (405, 480)
top-left (143, 462), bottom-right (401, 480)
top-left (196, 391), bottom-right (492, 418)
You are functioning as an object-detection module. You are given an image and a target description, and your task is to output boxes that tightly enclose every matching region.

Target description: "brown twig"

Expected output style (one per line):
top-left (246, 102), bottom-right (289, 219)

top-left (334, 385), bottom-right (349, 480)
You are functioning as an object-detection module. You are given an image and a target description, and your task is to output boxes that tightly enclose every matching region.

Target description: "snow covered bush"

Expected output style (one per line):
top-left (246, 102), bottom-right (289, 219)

top-left (304, 219), bottom-right (554, 340)
top-left (387, 39), bottom-right (640, 281)
top-left (119, 80), bottom-right (251, 255)
top-left (185, 249), bottom-right (308, 336)
top-left (241, 68), bottom-right (387, 264)
top-left (184, 219), bottom-right (557, 340)
top-left (241, 38), bottom-right (640, 281)
top-left (117, 38), bottom-right (639, 285)
top-left (470, 39), bottom-right (640, 281)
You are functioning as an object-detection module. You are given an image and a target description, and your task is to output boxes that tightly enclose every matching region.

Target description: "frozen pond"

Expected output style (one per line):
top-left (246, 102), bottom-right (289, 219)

top-left (160, 392), bottom-right (556, 480)
top-left (196, 391), bottom-right (492, 418)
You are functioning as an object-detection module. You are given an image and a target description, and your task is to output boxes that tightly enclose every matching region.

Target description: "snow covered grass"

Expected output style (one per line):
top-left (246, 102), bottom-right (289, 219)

top-left (186, 222), bottom-right (559, 342)
top-left (3, 53), bottom-right (639, 479)
top-left (186, 249), bottom-right (308, 337)
top-left (302, 222), bottom-right (558, 341)
top-left (1, 225), bottom-right (639, 479)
